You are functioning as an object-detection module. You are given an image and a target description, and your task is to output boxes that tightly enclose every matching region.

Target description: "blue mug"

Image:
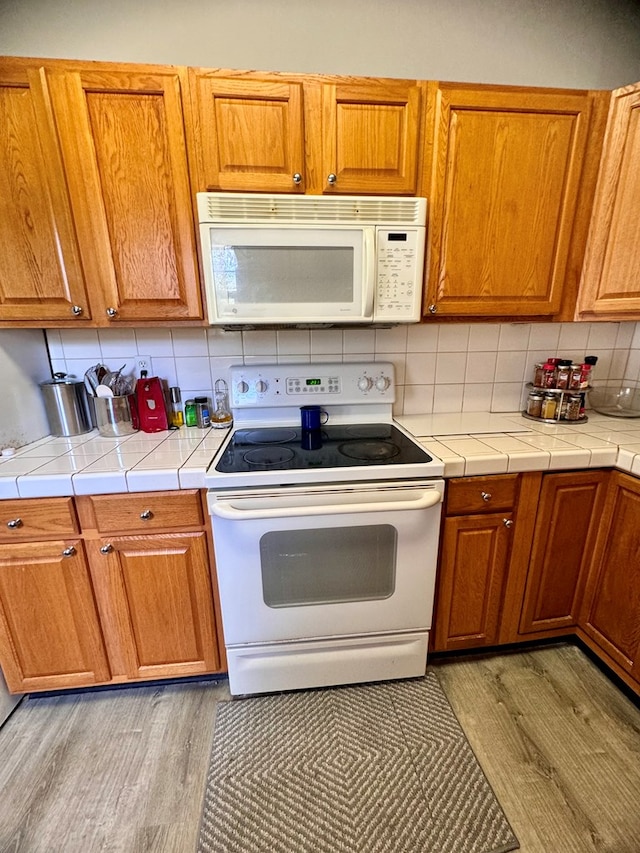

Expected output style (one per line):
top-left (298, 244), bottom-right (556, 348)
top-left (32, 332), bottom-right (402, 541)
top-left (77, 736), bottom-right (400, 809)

top-left (300, 405), bottom-right (329, 431)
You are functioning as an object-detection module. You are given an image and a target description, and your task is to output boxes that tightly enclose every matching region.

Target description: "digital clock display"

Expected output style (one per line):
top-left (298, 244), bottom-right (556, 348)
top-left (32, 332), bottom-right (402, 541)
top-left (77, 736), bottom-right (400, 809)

top-left (306, 379), bottom-right (321, 386)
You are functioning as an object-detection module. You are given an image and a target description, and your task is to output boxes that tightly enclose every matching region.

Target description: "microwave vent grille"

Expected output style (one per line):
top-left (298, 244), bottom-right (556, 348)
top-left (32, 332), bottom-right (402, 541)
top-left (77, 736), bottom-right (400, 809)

top-left (198, 193), bottom-right (426, 226)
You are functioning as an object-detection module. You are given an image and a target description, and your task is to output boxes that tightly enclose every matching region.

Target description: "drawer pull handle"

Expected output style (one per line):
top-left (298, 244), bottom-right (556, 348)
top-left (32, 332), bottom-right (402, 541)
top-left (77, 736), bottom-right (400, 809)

top-left (62, 546), bottom-right (76, 557)
top-left (503, 518), bottom-right (514, 529)
top-left (7, 518), bottom-right (23, 529)
top-left (100, 544), bottom-right (114, 554)
top-left (481, 492), bottom-right (492, 502)
top-left (140, 509), bottom-right (154, 520)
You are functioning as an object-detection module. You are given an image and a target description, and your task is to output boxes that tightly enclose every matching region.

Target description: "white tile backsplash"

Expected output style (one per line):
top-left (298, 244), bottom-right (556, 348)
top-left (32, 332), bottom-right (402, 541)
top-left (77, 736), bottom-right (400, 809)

top-left (45, 321), bottom-right (640, 419)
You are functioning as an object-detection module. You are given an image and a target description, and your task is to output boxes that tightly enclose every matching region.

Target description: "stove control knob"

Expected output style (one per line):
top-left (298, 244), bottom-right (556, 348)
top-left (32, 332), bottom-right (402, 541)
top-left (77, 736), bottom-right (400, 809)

top-left (237, 380), bottom-right (250, 395)
top-left (358, 376), bottom-right (373, 392)
top-left (375, 375), bottom-right (391, 392)
top-left (255, 380), bottom-right (268, 394)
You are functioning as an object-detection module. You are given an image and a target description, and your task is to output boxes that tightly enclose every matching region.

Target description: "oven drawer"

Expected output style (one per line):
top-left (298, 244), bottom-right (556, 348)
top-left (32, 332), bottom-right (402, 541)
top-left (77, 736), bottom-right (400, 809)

top-left (86, 490), bottom-right (204, 533)
top-left (0, 497), bottom-right (78, 541)
top-left (446, 475), bottom-right (519, 515)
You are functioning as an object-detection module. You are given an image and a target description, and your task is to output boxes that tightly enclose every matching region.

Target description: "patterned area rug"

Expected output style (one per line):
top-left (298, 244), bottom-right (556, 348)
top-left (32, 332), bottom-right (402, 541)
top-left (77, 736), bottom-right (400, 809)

top-left (197, 673), bottom-right (519, 853)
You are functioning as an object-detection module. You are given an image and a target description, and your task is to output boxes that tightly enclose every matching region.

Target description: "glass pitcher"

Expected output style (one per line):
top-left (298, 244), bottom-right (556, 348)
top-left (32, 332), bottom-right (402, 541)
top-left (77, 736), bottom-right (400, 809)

top-left (211, 378), bottom-right (233, 429)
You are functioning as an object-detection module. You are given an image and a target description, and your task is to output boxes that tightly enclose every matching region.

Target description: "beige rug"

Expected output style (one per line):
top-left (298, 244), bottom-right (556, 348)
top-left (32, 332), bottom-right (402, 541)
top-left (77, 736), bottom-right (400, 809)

top-left (198, 672), bottom-right (519, 853)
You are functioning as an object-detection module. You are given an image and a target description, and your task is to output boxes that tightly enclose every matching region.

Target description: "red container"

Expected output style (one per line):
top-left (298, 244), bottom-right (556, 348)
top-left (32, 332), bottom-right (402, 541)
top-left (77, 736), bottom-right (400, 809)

top-left (136, 374), bottom-right (169, 432)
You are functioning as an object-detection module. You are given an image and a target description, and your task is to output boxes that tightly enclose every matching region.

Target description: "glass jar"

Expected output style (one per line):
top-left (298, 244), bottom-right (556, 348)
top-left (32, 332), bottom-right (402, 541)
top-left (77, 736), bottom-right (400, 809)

top-left (541, 392), bottom-right (557, 420)
top-left (526, 391), bottom-right (544, 418)
top-left (195, 396), bottom-right (211, 429)
top-left (555, 361), bottom-right (572, 390)
top-left (565, 394), bottom-right (582, 421)
top-left (541, 362), bottom-right (557, 388)
top-left (184, 399), bottom-right (197, 427)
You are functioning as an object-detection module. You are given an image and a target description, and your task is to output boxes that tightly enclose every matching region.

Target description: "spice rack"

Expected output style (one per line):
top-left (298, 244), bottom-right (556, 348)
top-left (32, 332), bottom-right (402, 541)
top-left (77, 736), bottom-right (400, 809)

top-left (522, 384), bottom-right (589, 423)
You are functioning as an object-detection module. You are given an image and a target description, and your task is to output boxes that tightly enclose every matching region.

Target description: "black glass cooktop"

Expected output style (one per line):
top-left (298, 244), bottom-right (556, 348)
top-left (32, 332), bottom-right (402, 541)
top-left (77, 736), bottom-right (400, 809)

top-left (214, 423), bottom-right (433, 473)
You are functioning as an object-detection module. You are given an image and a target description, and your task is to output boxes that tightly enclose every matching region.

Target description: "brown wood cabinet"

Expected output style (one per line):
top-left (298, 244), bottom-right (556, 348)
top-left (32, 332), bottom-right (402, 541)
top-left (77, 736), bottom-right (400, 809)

top-left (423, 84), bottom-right (607, 318)
top-left (0, 57), bottom-right (203, 327)
top-left (187, 70), bottom-right (423, 195)
top-left (579, 472), bottom-right (640, 687)
top-left (433, 473), bottom-right (537, 651)
top-left (517, 470), bottom-right (608, 636)
top-left (0, 490), bottom-right (225, 694)
top-left (0, 495), bottom-right (111, 692)
top-left (576, 82), bottom-right (640, 319)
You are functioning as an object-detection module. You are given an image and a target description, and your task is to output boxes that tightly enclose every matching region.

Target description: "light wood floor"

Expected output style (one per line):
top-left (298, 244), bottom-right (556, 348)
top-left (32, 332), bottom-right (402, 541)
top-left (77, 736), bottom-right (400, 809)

top-left (0, 644), bottom-right (638, 852)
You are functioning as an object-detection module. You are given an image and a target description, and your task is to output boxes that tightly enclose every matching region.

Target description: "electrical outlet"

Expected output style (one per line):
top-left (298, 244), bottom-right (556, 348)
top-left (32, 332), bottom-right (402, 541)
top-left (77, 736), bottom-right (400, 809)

top-left (136, 357), bottom-right (150, 376)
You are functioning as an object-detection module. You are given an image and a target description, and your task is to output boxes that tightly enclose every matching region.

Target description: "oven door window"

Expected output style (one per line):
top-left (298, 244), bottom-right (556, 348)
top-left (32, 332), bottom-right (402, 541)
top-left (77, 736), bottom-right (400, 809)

top-left (260, 524), bottom-right (396, 607)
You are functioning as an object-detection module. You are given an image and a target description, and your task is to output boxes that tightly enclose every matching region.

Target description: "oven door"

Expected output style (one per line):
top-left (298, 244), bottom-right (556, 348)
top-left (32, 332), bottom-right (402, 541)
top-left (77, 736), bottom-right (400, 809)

top-left (208, 480), bottom-right (444, 646)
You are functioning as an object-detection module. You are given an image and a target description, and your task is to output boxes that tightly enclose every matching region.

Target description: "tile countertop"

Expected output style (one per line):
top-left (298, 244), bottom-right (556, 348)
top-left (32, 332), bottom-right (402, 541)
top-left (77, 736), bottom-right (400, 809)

top-left (2, 411), bottom-right (640, 499)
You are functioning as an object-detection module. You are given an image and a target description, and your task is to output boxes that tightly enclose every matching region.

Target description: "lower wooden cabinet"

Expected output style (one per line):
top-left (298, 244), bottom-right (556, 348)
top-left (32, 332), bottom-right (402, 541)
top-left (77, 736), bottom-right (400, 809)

top-left (0, 491), bottom-right (225, 694)
top-left (579, 471), bottom-right (640, 687)
top-left (0, 539), bottom-right (110, 692)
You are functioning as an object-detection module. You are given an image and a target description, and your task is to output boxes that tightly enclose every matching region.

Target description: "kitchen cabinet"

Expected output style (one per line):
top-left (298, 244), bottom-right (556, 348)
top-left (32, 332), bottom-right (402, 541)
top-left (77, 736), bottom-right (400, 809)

top-left (0, 498), bottom-right (110, 692)
top-left (578, 472), bottom-right (640, 688)
top-left (0, 490), bottom-right (225, 694)
top-left (576, 82), bottom-right (640, 319)
top-left (0, 63), bottom-right (92, 322)
top-left (0, 57), bottom-right (203, 327)
top-left (186, 70), bottom-right (423, 195)
top-left (516, 470), bottom-right (608, 635)
top-left (432, 473), bottom-right (539, 651)
top-left (423, 84), bottom-right (608, 319)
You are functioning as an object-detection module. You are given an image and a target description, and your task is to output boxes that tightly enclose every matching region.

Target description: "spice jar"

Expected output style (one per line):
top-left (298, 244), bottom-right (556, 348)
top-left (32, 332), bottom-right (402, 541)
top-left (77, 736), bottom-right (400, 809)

top-left (184, 399), bottom-right (197, 427)
top-left (565, 394), bottom-right (582, 421)
top-left (541, 392), bottom-right (558, 420)
top-left (526, 391), bottom-right (544, 418)
top-left (541, 362), bottom-right (557, 388)
top-left (533, 363), bottom-right (545, 387)
top-left (569, 364), bottom-right (582, 391)
top-left (555, 360), bottom-right (572, 390)
top-left (195, 396), bottom-right (211, 429)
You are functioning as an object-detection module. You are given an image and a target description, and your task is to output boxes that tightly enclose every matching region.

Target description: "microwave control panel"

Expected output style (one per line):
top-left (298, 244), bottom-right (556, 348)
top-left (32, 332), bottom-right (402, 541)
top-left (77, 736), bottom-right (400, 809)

top-left (374, 227), bottom-right (425, 322)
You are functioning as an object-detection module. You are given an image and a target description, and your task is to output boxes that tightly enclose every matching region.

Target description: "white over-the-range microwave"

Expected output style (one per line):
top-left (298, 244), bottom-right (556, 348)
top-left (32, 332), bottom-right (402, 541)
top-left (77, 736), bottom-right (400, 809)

top-left (196, 192), bottom-right (427, 327)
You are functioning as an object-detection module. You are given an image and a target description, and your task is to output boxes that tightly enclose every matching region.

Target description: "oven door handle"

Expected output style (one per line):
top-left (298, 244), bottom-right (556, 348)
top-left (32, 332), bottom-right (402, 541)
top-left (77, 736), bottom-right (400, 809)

top-left (210, 489), bottom-right (442, 520)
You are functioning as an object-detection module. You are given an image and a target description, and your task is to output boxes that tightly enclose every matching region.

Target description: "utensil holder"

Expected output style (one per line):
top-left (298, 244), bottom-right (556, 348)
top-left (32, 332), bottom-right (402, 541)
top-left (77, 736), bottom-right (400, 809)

top-left (94, 395), bottom-right (138, 436)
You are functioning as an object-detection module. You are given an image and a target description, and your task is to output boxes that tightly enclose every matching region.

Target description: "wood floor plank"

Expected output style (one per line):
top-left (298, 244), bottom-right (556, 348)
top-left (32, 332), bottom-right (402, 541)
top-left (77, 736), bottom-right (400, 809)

top-left (0, 645), bottom-right (638, 852)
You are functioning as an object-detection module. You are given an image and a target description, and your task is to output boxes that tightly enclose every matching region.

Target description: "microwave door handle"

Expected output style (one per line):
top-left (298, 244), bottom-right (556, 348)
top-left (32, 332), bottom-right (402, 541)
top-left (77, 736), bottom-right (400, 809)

top-left (363, 227), bottom-right (375, 319)
top-left (210, 489), bottom-right (442, 520)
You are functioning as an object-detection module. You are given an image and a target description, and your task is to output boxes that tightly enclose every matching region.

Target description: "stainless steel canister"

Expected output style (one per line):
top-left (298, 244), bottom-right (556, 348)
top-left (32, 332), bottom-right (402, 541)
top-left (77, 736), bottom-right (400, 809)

top-left (39, 373), bottom-right (93, 436)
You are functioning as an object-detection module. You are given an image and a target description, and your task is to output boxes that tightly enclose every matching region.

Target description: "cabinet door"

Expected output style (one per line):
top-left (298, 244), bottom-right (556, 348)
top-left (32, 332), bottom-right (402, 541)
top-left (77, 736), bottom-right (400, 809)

top-left (188, 73), bottom-right (305, 193)
top-left (579, 473), bottom-right (640, 678)
top-left (425, 85), bottom-right (595, 317)
top-left (0, 63), bottom-right (90, 322)
top-left (46, 66), bottom-right (202, 323)
top-left (320, 79), bottom-right (422, 195)
top-left (520, 470), bottom-right (608, 635)
top-left (576, 82), bottom-right (640, 318)
top-left (87, 532), bottom-right (220, 680)
top-left (0, 539), bottom-right (110, 692)
top-left (433, 513), bottom-right (513, 651)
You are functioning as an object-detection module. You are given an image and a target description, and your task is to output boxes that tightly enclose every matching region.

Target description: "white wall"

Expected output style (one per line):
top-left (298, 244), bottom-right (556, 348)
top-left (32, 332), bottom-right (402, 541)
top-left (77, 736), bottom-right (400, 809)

top-left (1, 0), bottom-right (640, 88)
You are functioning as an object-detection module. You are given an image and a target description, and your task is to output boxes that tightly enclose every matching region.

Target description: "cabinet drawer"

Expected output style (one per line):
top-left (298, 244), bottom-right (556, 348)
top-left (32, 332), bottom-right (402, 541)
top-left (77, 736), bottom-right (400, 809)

top-left (446, 475), bottom-right (519, 515)
top-left (0, 497), bottom-right (78, 541)
top-left (86, 491), bottom-right (204, 533)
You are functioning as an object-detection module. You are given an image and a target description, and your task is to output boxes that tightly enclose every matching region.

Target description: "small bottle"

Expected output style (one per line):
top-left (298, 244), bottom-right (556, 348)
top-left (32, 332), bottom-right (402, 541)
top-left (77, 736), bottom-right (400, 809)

top-left (526, 391), bottom-right (544, 418)
top-left (555, 360), bottom-right (572, 390)
top-left (211, 379), bottom-right (233, 429)
top-left (541, 362), bottom-right (557, 388)
top-left (195, 396), bottom-right (211, 429)
top-left (541, 392), bottom-right (557, 420)
top-left (533, 363), bottom-right (545, 387)
top-left (184, 399), bottom-right (197, 427)
top-left (169, 387), bottom-right (184, 428)
top-left (566, 394), bottom-right (582, 421)
top-left (569, 364), bottom-right (583, 391)
top-left (580, 355), bottom-right (598, 390)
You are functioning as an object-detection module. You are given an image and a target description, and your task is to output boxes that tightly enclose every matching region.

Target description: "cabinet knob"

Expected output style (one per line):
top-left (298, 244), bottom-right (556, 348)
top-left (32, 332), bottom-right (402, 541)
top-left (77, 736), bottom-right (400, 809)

top-left (292, 173), bottom-right (302, 185)
top-left (62, 546), bottom-right (76, 557)
top-left (503, 518), bottom-right (514, 529)
top-left (71, 305), bottom-right (83, 316)
top-left (106, 307), bottom-right (118, 318)
top-left (100, 543), bottom-right (114, 554)
top-left (481, 491), bottom-right (492, 502)
top-left (327, 173), bottom-right (337, 185)
top-left (6, 518), bottom-right (23, 529)
top-left (140, 509), bottom-right (154, 520)
top-left (428, 304), bottom-right (437, 314)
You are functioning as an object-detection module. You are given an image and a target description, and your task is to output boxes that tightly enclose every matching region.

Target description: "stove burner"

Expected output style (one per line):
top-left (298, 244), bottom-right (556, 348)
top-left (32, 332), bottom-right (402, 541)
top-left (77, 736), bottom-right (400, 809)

top-left (245, 428), bottom-right (298, 444)
top-left (338, 440), bottom-right (401, 462)
top-left (244, 447), bottom-right (296, 467)
top-left (343, 425), bottom-right (391, 439)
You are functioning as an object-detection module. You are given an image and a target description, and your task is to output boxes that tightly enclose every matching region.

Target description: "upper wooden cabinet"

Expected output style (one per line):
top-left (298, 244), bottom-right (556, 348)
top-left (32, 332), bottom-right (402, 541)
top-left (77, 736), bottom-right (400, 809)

top-left (186, 70), bottom-right (423, 195)
top-left (0, 64), bottom-right (91, 322)
top-left (576, 82), bottom-right (640, 319)
top-left (423, 84), bottom-right (606, 318)
top-left (0, 58), bottom-right (203, 327)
